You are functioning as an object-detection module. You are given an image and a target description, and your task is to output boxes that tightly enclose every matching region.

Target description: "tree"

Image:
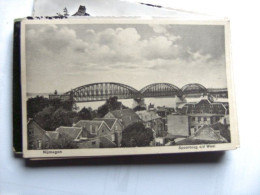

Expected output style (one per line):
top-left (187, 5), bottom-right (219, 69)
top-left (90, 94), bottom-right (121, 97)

top-left (34, 106), bottom-right (55, 130)
top-left (133, 105), bottom-right (146, 112)
top-left (48, 99), bottom-right (74, 111)
top-left (121, 123), bottom-right (154, 147)
top-left (97, 96), bottom-right (127, 117)
top-left (35, 107), bottom-right (78, 130)
top-left (27, 96), bottom-right (49, 118)
top-left (78, 107), bottom-right (92, 120)
top-left (50, 108), bottom-right (77, 130)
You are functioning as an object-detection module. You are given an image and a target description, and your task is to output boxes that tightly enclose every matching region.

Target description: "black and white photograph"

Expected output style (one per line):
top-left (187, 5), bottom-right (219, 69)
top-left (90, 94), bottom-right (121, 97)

top-left (21, 19), bottom-right (238, 158)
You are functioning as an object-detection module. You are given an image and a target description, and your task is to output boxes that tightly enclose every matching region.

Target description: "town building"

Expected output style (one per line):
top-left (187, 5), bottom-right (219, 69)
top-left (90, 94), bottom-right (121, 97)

top-left (93, 118), bottom-right (123, 147)
top-left (179, 99), bottom-right (229, 115)
top-left (207, 88), bottom-right (228, 98)
top-left (104, 109), bottom-right (142, 128)
top-left (218, 115), bottom-right (230, 126)
top-left (45, 131), bottom-right (60, 146)
top-left (188, 113), bottom-right (225, 134)
top-left (136, 110), bottom-right (165, 136)
top-left (167, 115), bottom-right (190, 137)
top-left (156, 106), bottom-right (175, 131)
top-left (49, 94), bottom-right (71, 101)
top-left (27, 119), bottom-right (50, 150)
top-left (55, 126), bottom-right (83, 149)
top-left (56, 126), bottom-right (82, 141)
top-left (74, 120), bottom-right (116, 148)
top-left (49, 90), bottom-right (71, 101)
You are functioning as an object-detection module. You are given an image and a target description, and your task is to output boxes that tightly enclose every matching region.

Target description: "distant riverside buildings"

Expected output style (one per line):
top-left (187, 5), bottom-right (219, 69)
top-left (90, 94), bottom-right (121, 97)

top-left (49, 90), bottom-right (71, 101)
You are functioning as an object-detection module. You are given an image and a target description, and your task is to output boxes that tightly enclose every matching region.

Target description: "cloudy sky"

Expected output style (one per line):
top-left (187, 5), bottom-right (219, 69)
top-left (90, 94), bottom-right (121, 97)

top-left (25, 23), bottom-right (227, 94)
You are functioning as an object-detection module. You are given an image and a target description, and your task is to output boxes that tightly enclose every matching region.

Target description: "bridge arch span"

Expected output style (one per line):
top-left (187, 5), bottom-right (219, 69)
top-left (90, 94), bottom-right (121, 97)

top-left (65, 82), bottom-right (140, 102)
top-left (181, 83), bottom-right (207, 95)
top-left (140, 83), bottom-right (181, 98)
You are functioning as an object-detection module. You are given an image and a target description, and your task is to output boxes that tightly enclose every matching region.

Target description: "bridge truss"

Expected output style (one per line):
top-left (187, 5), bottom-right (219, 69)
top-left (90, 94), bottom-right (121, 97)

top-left (65, 82), bottom-right (140, 102)
top-left (61, 82), bottom-right (221, 102)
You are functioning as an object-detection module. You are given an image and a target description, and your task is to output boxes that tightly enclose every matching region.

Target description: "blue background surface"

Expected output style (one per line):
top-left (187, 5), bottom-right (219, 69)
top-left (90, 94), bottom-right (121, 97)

top-left (1, 1), bottom-right (260, 194)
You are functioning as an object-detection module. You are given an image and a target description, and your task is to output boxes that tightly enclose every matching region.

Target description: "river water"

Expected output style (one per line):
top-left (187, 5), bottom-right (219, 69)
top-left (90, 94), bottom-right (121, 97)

top-left (76, 97), bottom-right (183, 111)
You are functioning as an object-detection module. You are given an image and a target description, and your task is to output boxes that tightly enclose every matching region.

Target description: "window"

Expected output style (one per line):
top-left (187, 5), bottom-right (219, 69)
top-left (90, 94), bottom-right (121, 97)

top-left (37, 140), bottom-right (42, 149)
top-left (111, 134), bottom-right (115, 142)
top-left (204, 117), bottom-right (207, 121)
top-left (192, 117), bottom-right (195, 122)
top-left (92, 141), bottom-right (96, 145)
top-left (45, 141), bottom-right (49, 149)
top-left (28, 128), bottom-right (34, 136)
top-left (198, 117), bottom-right (201, 122)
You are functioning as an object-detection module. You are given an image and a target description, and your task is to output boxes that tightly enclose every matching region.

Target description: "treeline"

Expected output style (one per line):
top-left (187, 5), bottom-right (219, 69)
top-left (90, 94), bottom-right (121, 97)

top-left (27, 96), bottom-right (127, 131)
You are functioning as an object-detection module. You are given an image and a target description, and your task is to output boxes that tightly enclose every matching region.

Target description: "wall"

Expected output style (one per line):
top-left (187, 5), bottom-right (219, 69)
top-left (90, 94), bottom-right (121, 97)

top-left (167, 115), bottom-right (189, 136)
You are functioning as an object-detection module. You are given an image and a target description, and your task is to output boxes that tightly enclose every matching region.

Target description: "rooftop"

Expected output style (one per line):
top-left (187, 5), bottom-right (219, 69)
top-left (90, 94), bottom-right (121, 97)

top-left (136, 110), bottom-right (161, 122)
top-left (56, 126), bottom-right (82, 140)
top-left (93, 118), bottom-right (117, 129)
top-left (45, 131), bottom-right (59, 140)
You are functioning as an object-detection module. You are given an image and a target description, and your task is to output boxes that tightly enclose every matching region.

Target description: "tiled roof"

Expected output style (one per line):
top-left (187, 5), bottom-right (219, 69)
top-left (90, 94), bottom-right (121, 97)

top-left (45, 131), bottom-right (59, 140)
top-left (136, 110), bottom-right (161, 122)
top-left (74, 120), bottom-right (107, 138)
top-left (27, 119), bottom-right (46, 132)
top-left (92, 118), bottom-right (116, 129)
top-left (108, 109), bottom-right (141, 127)
top-left (176, 125), bottom-right (227, 145)
top-left (75, 120), bottom-right (103, 128)
top-left (99, 136), bottom-right (116, 148)
top-left (191, 125), bottom-right (227, 142)
top-left (56, 126), bottom-right (82, 140)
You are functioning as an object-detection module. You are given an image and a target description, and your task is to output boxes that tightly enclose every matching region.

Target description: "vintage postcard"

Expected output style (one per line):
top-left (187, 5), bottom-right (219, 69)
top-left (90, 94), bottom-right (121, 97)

top-left (20, 18), bottom-right (239, 159)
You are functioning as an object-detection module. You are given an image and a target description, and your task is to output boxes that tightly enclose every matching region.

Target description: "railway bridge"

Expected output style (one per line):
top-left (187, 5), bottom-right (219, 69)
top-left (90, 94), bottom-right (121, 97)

top-left (49, 82), bottom-right (227, 102)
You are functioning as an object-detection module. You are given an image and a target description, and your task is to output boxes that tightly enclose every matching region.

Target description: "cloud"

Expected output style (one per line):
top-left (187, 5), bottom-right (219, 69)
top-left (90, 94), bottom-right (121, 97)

top-left (25, 23), bottom-right (227, 93)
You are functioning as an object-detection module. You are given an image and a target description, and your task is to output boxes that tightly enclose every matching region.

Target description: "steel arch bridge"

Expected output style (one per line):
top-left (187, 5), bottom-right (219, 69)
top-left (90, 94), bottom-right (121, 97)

top-left (181, 83), bottom-right (208, 95)
top-left (140, 83), bottom-right (181, 98)
top-left (61, 82), bottom-right (212, 102)
top-left (65, 82), bottom-right (140, 102)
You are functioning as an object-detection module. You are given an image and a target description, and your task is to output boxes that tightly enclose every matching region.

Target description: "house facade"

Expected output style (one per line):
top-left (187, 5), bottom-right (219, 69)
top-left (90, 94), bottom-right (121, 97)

top-left (179, 99), bottom-right (228, 115)
top-left (167, 115), bottom-right (190, 137)
top-left (27, 119), bottom-right (50, 150)
top-left (74, 120), bottom-right (116, 148)
top-left (93, 118), bottom-right (123, 147)
top-left (188, 113), bottom-right (225, 134)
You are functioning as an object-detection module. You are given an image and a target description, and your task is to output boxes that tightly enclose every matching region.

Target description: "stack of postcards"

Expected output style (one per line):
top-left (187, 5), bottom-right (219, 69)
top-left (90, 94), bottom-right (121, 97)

top-left (13, 0), bottom-right (239, 160)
